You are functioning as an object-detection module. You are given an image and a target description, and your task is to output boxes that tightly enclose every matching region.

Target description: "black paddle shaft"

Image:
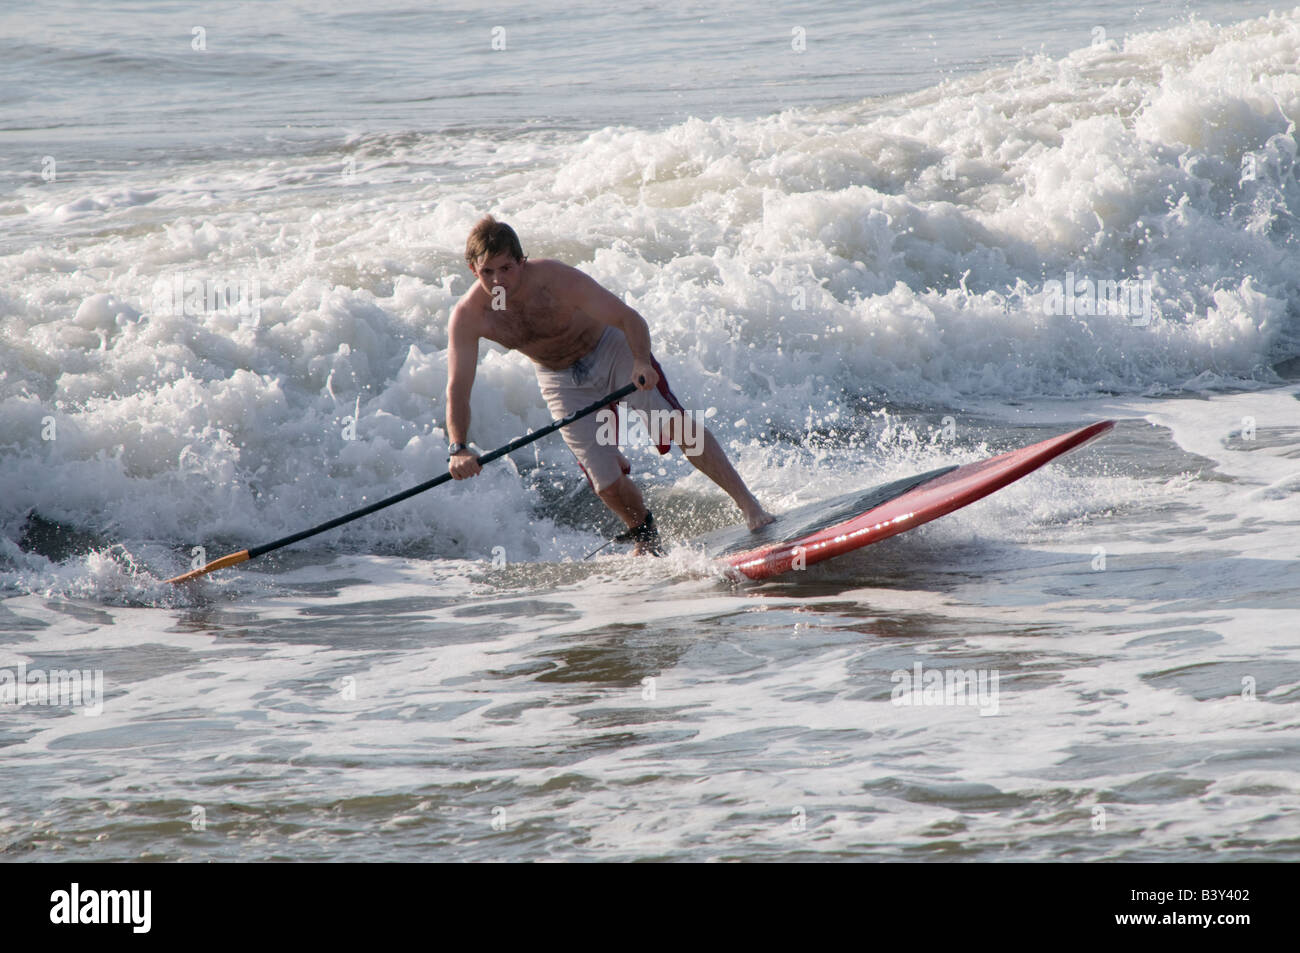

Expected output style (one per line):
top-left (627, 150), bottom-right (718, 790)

top-left (245, 381), bottom-right (638, 560)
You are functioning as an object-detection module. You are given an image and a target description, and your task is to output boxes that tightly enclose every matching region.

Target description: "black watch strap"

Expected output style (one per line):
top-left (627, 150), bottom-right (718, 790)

top-left (448, 442), bottom-right (471, 458)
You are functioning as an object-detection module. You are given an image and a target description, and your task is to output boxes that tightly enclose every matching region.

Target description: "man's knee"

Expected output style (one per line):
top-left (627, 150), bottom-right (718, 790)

top-left (596, 475), bottom-right (647, 519)
top-left (596, 476), bottom-right (636, 504)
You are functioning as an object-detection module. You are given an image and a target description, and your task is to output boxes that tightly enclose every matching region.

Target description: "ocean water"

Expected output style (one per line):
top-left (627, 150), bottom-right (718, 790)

top-left (1, 1), bottom-right (1298, 861)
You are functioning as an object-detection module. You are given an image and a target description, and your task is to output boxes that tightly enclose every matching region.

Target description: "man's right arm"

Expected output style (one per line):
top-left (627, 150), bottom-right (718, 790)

top-left (446, 304), bottom-right (482, 479)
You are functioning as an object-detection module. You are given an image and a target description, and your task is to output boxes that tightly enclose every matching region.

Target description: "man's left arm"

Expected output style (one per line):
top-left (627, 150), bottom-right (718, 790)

top-left (566, 267), bottom-right (658, 391)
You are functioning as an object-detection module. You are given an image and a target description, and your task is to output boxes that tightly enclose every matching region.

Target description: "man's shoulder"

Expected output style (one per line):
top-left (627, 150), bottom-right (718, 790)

top-left (448, 294), bottom-right (488, 345)
top-left (528, 258), bottom-right (584, 281)
top-left (526, 257), bottom-right (568, 272)
top-left (529, 258), bottom-right (596, 295)
top-left (450, 283), bottom-right (489, 323)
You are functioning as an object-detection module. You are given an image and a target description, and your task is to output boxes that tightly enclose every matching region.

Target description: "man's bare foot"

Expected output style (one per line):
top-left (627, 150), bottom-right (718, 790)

top-left (744, 506), bottom-right (776, 531)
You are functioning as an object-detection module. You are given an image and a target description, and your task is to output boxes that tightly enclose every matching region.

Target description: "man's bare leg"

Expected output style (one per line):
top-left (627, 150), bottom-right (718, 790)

top-left (596, 476), bottom-right (661, 555)
top-left (666, 419), bottom-right (775, 531)
top-left (594, 426), bottom-right (773, 543)
top-left (596, 476), bottom-right (648, 529)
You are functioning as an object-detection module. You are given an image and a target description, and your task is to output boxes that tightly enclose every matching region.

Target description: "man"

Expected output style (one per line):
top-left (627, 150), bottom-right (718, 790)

top-left (446, 215), bottom-right (774, 553)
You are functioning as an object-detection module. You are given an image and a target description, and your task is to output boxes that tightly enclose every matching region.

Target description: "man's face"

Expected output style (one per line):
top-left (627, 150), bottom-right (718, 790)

top-left (471, 251), bottom-right (524, 301)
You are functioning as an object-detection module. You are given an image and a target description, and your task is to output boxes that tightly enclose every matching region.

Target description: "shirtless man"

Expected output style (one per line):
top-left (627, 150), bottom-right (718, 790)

top-left (446, 216), bottom-right (774, 552)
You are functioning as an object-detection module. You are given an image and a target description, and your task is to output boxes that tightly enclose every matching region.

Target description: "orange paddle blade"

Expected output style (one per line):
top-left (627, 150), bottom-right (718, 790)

top-left (164, 550), bottom-right (250, 585)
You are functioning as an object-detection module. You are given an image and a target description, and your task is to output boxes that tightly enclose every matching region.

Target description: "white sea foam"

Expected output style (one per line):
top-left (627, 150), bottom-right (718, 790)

top-left (1, 10), bottom-right (1297, 593)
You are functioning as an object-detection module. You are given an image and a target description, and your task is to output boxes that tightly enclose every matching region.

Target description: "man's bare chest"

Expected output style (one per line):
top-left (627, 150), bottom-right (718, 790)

top-left (486, 292), bottom-right (573, 346)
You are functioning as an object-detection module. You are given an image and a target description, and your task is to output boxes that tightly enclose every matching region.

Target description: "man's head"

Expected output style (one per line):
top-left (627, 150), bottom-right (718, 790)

top-left (465, 216), bottom-right (526, 298)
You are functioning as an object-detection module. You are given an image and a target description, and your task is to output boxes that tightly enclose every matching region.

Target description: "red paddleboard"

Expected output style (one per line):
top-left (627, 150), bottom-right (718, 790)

top-left (702, 421), bottom-right (1114, 579)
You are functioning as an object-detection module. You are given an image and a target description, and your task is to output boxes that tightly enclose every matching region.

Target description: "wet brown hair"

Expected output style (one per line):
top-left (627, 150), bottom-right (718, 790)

top-left (465, 215), bottom-right (524, 268)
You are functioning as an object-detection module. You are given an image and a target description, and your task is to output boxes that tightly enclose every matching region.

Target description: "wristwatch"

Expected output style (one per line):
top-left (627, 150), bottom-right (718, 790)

top-left (448, 442), bottom-right (471, 460)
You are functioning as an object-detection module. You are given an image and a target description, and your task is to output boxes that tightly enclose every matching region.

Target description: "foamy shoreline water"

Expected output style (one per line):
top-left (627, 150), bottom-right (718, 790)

top-left (1, 2), bottom-right (1297, 863)
top-left (5, 9), bottom-right (1298, 575)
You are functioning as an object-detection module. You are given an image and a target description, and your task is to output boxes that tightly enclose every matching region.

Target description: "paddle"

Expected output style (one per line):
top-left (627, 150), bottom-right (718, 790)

top-left (165, 381), bottom-right (639, 584)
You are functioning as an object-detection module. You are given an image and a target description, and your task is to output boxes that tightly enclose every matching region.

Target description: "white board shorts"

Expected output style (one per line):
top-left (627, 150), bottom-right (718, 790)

top-left (535, 326), bottom-right (685, 492)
